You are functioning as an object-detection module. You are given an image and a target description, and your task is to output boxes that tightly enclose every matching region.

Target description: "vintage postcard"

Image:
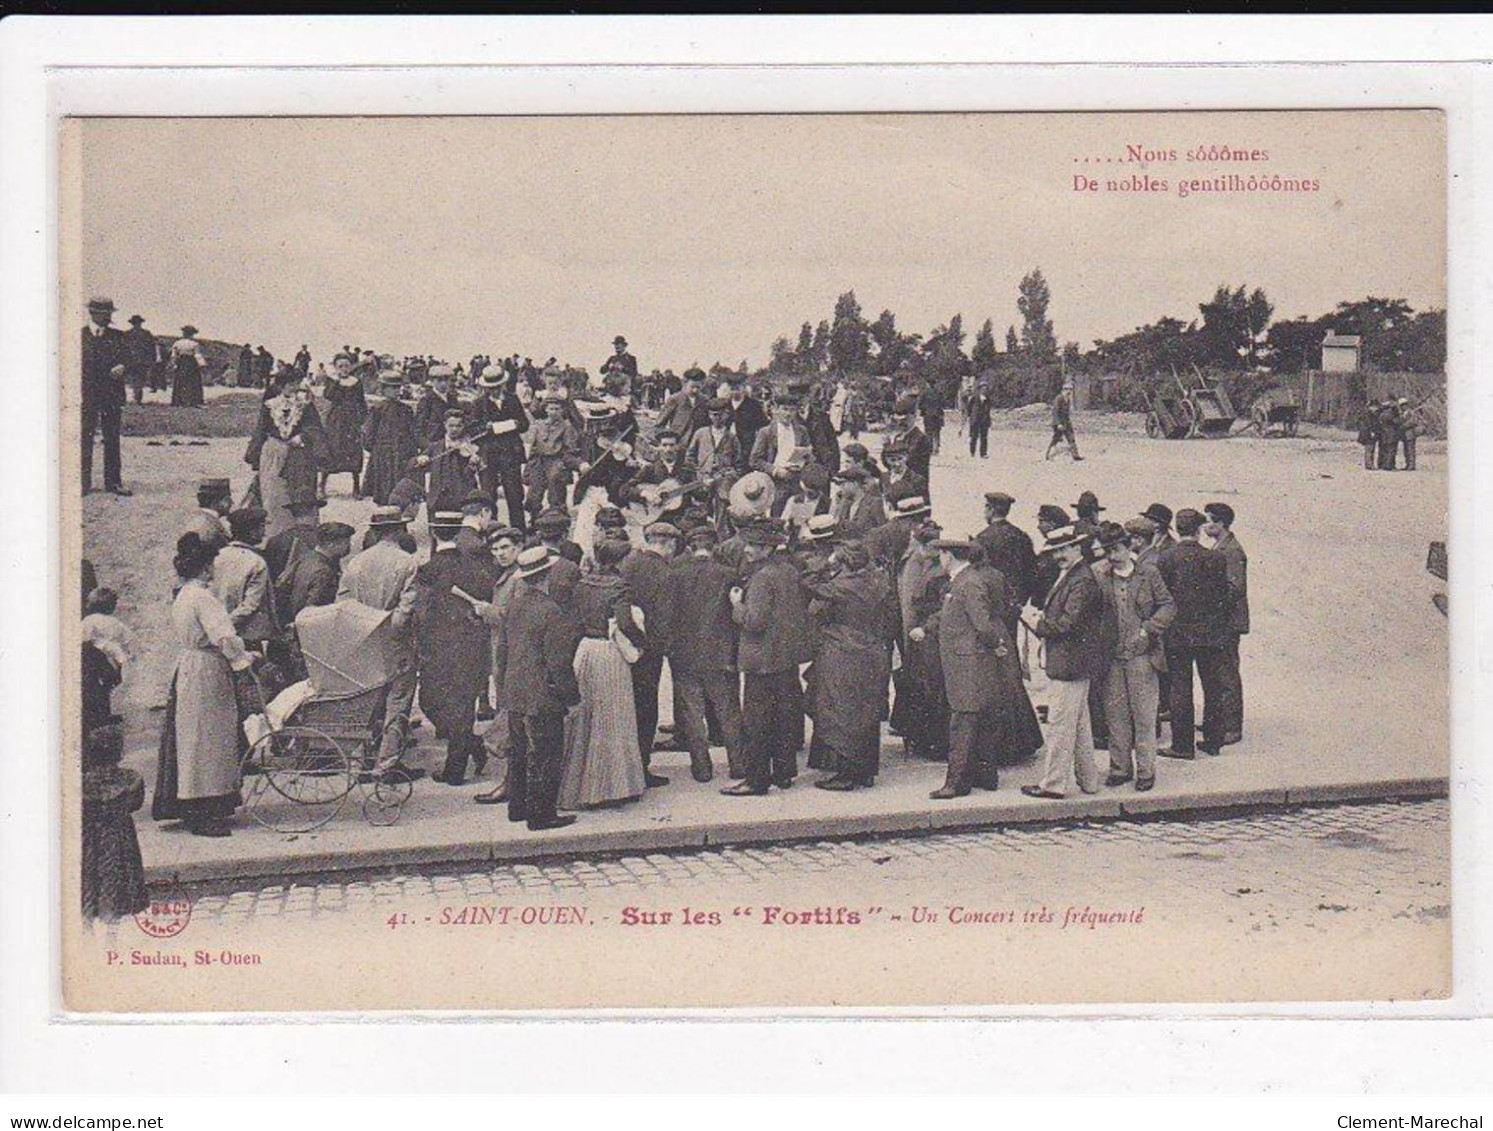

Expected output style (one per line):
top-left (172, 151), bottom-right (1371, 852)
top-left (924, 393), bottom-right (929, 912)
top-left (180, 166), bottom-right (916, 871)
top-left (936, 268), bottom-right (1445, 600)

top-left (59, 109), bottom-right (1449, 1013)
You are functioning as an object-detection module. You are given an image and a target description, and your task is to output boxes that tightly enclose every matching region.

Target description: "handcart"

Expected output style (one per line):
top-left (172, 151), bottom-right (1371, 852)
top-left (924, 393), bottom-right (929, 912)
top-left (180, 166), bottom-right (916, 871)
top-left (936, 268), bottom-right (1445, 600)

top-left (1249, 387), bottom-right (1302, 437)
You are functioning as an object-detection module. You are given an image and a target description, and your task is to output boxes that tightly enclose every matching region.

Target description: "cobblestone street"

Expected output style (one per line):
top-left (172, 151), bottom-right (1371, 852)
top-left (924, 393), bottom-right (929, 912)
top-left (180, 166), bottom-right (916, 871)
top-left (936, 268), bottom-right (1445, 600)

top-left (179, 799), bottom-right (1449, 938)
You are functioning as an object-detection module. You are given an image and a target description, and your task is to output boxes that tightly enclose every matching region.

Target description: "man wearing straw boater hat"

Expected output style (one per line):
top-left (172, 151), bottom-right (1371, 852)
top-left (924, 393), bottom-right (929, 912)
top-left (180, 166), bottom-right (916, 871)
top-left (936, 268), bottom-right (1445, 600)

top-left (415, 511), bottom-right (497, 787)
top-left (471, 363), bottom-right (531, 534)
top-left (337, 506), bottom-right (426, 784)
top-left (81, 296), bottom-right (131, 496)
top-left (1023, 523), bottom-right (1105, 800)
top-left (493, 545), bottom-right (581, 831)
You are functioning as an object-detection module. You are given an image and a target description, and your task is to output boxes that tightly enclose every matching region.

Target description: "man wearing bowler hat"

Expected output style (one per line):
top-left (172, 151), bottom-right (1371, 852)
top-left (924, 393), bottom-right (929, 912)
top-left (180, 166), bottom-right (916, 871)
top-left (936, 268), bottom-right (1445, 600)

top-left (81, 296), bottom-right (131, 496)
top-left (493, 545), bottom-right (581, 831)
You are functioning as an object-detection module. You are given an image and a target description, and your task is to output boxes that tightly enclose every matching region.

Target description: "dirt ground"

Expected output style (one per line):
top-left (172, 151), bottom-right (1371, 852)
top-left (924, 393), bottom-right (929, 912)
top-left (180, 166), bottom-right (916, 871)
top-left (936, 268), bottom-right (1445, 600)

top-left (81, 410), bottom-right (1449, 790)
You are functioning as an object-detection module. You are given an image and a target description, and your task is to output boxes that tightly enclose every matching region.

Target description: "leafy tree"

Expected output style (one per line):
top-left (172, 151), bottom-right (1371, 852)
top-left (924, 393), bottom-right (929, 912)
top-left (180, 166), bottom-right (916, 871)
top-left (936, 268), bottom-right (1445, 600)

top-left (971, 318), bottom-right (999, 371)
top-left (829, 290), bottom-right (871, 374)
top-left (811, 319), bottom-right (831, 372)
top-left (1005, 325), bottom-right (1020, 354)
top-left (769, 335), bottom-right (797, 375)
top-left (796, 322), bottom-right (814, 372)
top-left (1017, 269), bottom-right (1057, 361)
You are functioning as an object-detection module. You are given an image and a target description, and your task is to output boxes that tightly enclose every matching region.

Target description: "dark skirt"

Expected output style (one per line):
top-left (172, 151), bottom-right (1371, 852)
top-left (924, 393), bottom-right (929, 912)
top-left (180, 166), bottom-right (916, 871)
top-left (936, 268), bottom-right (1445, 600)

top-left (150, 674), bottom-right (243, 822)
top-left (171, 356), bottom-right (204, 407)
top-left (83, 768), bottom-right (150, 920)
top-left (323, 385), bottom-right (368, 473)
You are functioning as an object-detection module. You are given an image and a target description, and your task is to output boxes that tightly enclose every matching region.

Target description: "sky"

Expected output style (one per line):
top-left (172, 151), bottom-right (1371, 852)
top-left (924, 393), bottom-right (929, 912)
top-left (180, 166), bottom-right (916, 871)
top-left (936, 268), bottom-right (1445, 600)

top-left (73, 111), bottom-right (1445, 371)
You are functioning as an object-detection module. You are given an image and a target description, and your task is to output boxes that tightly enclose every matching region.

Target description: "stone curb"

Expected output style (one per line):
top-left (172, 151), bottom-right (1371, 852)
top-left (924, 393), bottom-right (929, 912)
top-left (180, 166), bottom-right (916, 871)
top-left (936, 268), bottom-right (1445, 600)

top-left (145, 774), bottom-right (1450, 888)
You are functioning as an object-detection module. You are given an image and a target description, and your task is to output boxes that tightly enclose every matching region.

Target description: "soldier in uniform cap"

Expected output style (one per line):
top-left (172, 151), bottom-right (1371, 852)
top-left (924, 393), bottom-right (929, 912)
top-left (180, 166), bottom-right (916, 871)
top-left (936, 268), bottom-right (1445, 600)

top-left (975, 492), bottom-right (1036, 630)
top-left (81, 296), bottom-right (131, 496)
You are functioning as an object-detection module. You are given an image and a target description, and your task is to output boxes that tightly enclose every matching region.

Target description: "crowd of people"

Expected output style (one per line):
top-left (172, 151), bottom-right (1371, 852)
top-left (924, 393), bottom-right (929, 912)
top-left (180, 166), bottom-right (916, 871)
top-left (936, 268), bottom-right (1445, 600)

top-left (78, 304), bottom-right (1255, 914)
top-left (1357, 396), bottom-right (1424, 471)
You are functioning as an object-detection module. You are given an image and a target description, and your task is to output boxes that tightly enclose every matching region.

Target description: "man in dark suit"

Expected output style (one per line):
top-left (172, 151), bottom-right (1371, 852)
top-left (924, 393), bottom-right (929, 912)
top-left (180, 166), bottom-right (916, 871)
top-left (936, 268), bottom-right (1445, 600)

top-left (721, 519), bottom-right (813, 796)
top-left (795, 384), bottom-right (841, 476)
top-left (493, 546), bottom-right (581, 831)
top-left (667, 525), bottom-right (744, 782)
top-left (725, 372), bottom-right (769, 466)
top-left (413, 365), bottom-right (460, 446)
top-left (888, 397), bottom-right (934, 499)
top-left (1205, 501), bottom-right (1249, 745)
top-left (656, 368), bottom-right (712, 448)
top-left (975, 492), bottom-right (1036, 629)
top-left (81, 297), bottom-right (131, 496)
top-left (1156, 508), bottom-right (1234, 759)
top-left (284, 521), bottom-right (353, 621)
top-left (600, 335), bottom-right (639, 384)
top-left (471, 368), bottom-right (531, 534)
top-left (926, 539), bottom-right (1008, 799)
top-left (966, 380), bottom-right (994, 459)
top-left (1026, 525), bottom-right (1106, 799)
top-left (863, 495), bottom-right (931, 571)
top-left (620, 522), bottom-right (681, 786)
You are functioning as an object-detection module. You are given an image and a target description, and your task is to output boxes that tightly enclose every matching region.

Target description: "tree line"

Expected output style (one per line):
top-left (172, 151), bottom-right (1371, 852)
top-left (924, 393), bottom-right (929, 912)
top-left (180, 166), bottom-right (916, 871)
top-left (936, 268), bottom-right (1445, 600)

top-left (758, 273), bottom-right (1445, 410)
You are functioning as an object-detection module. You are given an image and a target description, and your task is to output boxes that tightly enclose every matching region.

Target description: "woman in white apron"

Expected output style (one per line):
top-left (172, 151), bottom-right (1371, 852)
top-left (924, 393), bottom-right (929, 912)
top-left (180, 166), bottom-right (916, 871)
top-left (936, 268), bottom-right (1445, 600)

top-left (151, 533), bottom-right (253, 837)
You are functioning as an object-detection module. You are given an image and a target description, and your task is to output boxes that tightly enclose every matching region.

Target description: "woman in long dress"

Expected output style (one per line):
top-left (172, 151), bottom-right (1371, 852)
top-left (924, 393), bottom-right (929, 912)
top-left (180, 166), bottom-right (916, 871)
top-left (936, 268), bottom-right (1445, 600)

top-left (151, 533), bottom-right (253, 837)
top-left (558, 537), bottom-right (646, 809)
top-left (320, 351), bottom-right (368, 498)
top-left (800, 540), bottom-right (897, 790)
top-left (169, 326), bottom-right (205, 407)
top-left (360, 371), bottom-right (418, 505)
top-left (245, 373), bottom-right (330, 541)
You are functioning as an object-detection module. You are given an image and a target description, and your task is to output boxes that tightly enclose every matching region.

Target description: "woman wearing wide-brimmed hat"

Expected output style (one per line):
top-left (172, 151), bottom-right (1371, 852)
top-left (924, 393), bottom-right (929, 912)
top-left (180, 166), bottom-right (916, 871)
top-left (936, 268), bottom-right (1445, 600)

top-left (151, 533), bottom-right (253, 837)
top-left (245, 369), bottom-right (331, 541)
top-left (320, 350), bottom-right (369, 499)
top-left (169, 324), bottom-right (205, 407)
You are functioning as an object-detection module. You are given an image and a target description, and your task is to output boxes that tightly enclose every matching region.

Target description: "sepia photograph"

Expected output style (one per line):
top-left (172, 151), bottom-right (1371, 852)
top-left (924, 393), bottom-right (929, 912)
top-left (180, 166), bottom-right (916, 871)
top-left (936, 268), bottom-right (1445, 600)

top-left (58, 108), bottom-right (1449, 1013)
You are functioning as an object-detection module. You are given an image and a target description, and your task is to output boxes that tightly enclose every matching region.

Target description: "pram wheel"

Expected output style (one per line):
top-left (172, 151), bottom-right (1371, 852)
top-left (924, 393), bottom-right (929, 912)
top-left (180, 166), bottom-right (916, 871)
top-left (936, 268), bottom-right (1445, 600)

top-left (362, 776), bottom-right (412, 826)
top-left (245, 725), bottom-right (355, 833)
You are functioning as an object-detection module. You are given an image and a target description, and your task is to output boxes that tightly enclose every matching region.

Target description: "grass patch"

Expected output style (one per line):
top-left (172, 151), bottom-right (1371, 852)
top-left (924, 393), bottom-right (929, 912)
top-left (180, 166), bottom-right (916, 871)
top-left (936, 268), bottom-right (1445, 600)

top-left (122, 393), bottom-right (264, 438)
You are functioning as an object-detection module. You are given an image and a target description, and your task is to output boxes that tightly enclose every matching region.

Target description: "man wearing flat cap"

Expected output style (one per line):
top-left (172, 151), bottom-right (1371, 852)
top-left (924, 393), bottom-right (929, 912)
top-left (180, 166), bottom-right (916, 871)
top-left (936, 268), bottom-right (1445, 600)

top-left (830, 465), bottom-right (887, 540)
top-left (81, 296), bottom-right (131, 496)
top-left (185, 478), bottom-right (234, 550)
top-left (284, 520), bottom-right (354, 622)
top-left (686, 398), bottom-right (744, 527)
top-left (657, 368), bottom-right (712, 449)
top-left (1203, 501), bottom-right (1248, 745)
top-left (975, 492), bottom-right (1036, 630)
top-left (338, 507), bottom-right (425, 782)
top-left (212, 507), bottom-right (277, 652)
top-left (887, 396), bottom-right (934, 501)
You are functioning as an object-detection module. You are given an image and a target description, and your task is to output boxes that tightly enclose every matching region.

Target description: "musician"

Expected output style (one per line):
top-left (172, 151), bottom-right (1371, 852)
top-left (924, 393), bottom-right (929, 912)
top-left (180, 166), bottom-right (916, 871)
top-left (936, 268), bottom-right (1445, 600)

top-left (572, 436), bottom-right (637, 508)
top-left (623, 429), bottom-right (697, 513)
top-left (523, 394), bottom-right (583, 522)
top-left (415, 407), bottom-right (484, 516)
top-left (686, 398), bottom-right (742, 526)
top-left (471, 368), bottom-right (531, 534)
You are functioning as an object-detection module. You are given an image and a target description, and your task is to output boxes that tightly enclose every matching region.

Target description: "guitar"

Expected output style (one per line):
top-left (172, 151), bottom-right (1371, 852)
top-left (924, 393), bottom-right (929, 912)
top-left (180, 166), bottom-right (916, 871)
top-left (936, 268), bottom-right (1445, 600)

top-left (631, 476), bottom-right (708, 525)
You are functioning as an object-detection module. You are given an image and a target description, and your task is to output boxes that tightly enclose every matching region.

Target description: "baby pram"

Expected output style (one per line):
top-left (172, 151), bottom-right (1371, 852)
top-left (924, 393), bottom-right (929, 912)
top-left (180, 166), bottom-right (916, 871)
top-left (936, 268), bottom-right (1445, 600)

top-left (241, 601), bottom-right (414, 833)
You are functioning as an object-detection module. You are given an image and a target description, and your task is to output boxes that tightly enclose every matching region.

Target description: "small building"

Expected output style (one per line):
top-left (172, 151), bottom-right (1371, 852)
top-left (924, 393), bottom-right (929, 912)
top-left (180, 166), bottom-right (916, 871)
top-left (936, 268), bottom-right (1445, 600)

top-left (1321, 333), bottom-right (1362, 373)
